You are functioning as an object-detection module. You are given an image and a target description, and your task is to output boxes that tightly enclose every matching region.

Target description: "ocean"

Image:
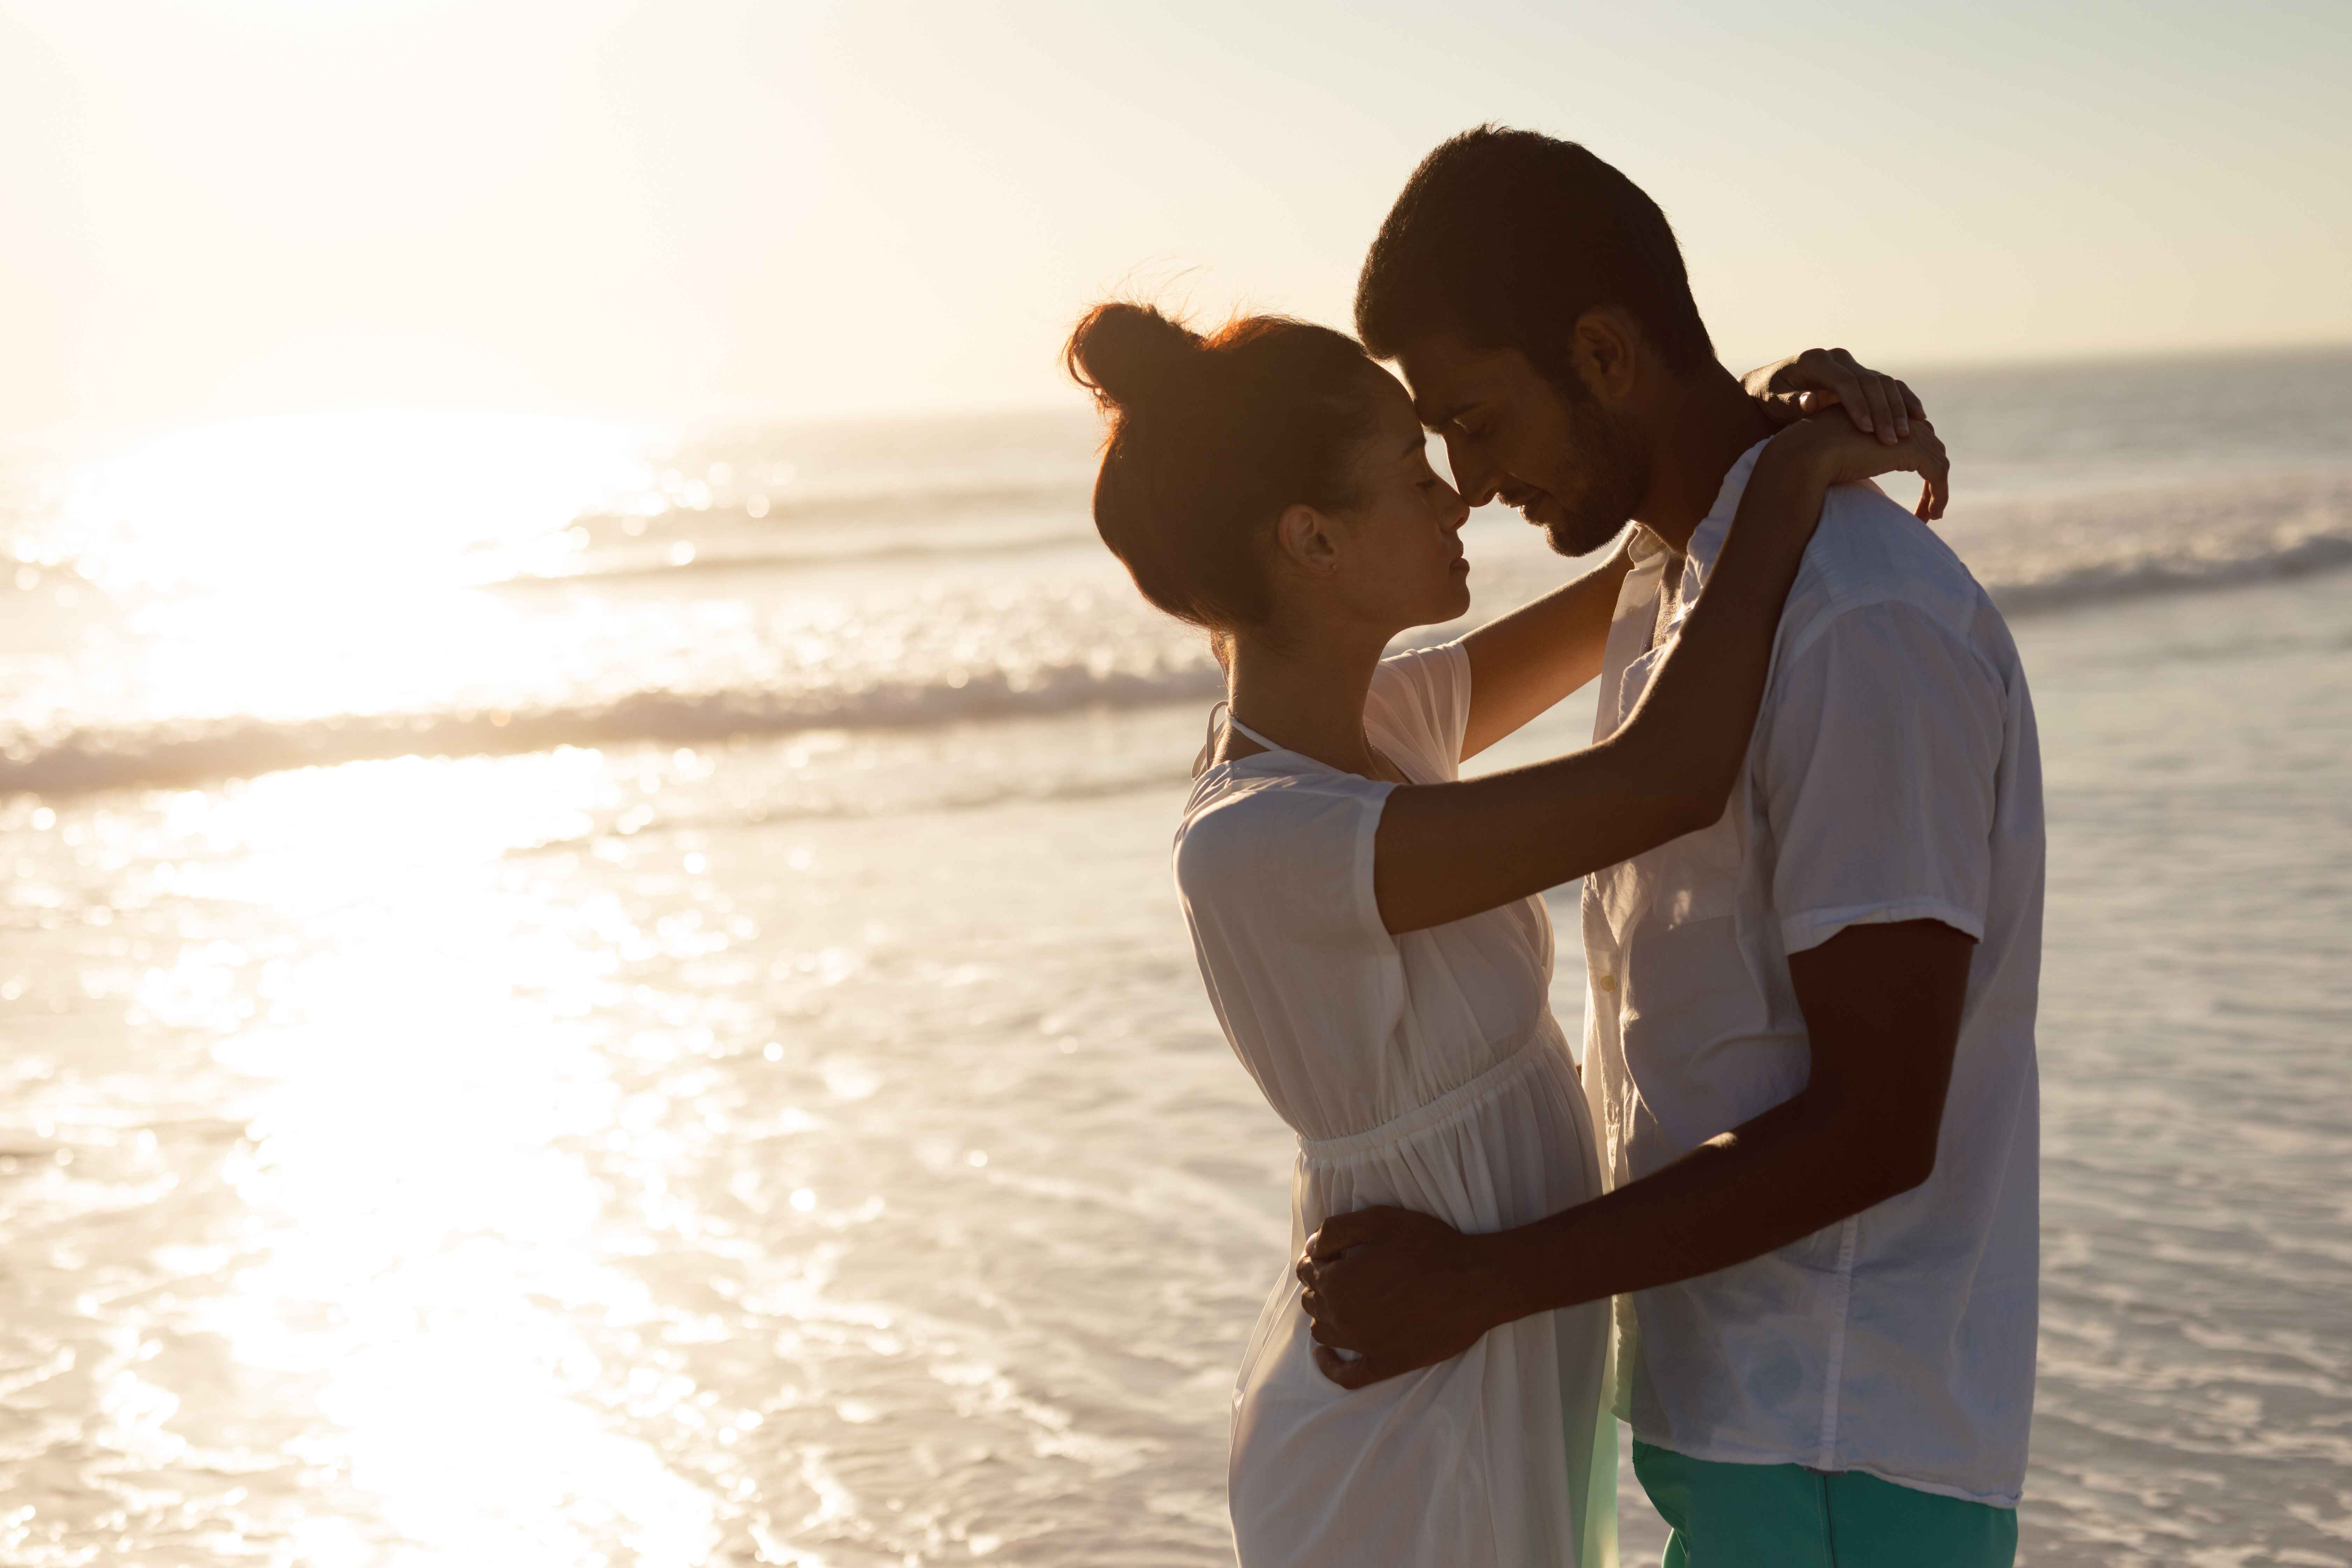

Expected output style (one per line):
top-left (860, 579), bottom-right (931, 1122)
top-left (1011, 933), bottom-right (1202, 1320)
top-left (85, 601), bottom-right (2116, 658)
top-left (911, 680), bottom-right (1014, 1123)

top-left (1, 347), bottom-right (2347, 1566)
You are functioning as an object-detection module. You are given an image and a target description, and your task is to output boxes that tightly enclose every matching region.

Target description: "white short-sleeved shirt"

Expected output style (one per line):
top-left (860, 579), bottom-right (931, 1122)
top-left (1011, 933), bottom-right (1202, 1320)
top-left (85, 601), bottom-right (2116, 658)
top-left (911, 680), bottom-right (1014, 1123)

top-left (1581, 441), bottom-right (2045, 1506)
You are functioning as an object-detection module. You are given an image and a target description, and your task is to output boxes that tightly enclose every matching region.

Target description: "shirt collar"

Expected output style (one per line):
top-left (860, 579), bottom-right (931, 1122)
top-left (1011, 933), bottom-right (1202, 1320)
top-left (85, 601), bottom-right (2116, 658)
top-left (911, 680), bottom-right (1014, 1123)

top-left (1624, 524), bottom-right (1675, 571)
top-left (1668, 437), bottom-right (1774, 625)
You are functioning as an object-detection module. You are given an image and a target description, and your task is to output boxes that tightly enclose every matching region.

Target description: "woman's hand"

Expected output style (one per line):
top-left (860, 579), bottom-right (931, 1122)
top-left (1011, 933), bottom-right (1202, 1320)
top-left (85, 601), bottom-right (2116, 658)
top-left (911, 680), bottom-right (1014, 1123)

top-left (1777, 410), bottom-right (1949, 522)
top-left (1745, 348), bottom-right (1925, 448)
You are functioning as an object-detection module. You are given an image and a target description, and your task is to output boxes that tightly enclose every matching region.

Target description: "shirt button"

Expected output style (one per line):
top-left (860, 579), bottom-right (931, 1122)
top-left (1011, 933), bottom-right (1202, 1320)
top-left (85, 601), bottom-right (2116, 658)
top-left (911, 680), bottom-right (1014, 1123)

top-left (1596, 973), bottom-right (1617, 993)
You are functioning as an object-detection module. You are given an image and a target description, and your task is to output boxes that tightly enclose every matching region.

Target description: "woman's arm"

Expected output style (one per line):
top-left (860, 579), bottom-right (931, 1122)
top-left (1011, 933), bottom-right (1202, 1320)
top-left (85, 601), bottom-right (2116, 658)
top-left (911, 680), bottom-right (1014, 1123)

top-left (1370, 415), bottom-right (1947, 935)
top-left (1743, 349), bottom-right (1941, 522)
top-left (1456, 533), bottom-right (1636, 760)
top-left (1451, 350), bottom-right (1939, 764)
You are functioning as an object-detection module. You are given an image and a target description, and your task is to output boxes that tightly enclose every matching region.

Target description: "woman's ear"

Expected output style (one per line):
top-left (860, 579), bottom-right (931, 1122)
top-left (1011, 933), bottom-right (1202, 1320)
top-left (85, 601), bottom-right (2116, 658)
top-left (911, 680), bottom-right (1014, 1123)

top-left (1272, 502), bottom-right (1342, 578)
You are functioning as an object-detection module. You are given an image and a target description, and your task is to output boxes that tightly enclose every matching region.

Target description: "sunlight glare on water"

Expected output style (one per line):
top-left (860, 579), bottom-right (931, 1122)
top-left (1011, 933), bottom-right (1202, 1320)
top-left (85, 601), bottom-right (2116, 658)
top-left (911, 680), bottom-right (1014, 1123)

top-left (127, 754), bottom-right (731, 1566)
top-left (4, 361), bottom-right (2348, 1564)
top-left (18, 413), bottom-right (660, 744)
top-left (60, 411), bottom-right (651, 597)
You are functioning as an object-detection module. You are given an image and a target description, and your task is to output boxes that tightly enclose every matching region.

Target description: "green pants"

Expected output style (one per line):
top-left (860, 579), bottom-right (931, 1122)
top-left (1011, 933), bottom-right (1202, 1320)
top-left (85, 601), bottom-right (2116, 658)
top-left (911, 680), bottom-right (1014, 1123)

top-left (1632, 1441), bottom-right (2018, 1568)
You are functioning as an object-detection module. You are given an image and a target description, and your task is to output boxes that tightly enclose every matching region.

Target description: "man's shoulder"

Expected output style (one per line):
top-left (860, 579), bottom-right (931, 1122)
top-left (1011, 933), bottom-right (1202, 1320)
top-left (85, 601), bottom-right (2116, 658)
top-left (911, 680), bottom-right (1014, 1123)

top-left (1782, 483), bottom-right (2008, 664)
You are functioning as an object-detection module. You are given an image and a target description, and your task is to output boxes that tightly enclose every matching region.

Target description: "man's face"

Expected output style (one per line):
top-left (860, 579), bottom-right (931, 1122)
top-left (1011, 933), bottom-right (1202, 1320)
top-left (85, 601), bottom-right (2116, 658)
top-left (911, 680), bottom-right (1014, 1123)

top-left (1394, 332), bottom-right (1649, 558)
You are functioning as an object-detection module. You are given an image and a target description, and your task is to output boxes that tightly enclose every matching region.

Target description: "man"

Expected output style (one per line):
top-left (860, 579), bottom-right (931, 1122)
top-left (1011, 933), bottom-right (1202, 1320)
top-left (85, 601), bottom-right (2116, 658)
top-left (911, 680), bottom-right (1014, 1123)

top-left (1297, 127), bottom-right (2043, 1568)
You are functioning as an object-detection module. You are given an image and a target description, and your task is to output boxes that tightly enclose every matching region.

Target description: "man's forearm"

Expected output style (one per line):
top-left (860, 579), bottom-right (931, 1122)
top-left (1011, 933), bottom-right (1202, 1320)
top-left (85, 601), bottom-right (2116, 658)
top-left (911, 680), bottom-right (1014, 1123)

top-left (1477, 1091), bottom-right (1921, 1325)
top-left (1295, 923), bottom-right (1970, 1389)
top-left (1475, 921), bottom-right (1971, 1326)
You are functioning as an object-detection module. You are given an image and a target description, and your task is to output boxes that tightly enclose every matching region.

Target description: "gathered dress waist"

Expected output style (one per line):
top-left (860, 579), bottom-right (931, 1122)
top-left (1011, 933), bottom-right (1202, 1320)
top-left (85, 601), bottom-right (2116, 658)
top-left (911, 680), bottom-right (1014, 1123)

top-left (1296, 1022), bottom-right (1574, 1168)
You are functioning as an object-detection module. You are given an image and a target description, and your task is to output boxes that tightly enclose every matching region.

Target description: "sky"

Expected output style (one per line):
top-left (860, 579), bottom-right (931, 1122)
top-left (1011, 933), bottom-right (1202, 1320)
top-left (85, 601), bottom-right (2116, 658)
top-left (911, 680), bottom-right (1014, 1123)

top-left (1, 0), bottom-right (2346, 438)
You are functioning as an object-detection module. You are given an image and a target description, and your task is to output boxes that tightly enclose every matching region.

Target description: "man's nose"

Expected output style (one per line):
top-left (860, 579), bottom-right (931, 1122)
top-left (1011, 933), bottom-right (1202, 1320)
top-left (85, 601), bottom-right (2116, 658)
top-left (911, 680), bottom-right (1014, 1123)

top-left (1444, 487), bottom-right (1471, 533)
top-left (1441, 434), bottom-right (1499, 508)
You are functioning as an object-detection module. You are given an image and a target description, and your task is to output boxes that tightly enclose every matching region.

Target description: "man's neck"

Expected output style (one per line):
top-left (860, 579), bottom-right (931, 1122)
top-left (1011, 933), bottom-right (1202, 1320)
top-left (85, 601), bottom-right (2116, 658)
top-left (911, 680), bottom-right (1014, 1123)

top-left (1632, 365), bottom-right (1779, 558)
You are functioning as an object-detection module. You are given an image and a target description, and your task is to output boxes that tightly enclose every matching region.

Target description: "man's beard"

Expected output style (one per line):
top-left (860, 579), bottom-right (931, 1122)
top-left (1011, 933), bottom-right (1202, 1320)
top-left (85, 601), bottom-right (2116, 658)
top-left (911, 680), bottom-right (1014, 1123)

top-left (1539, 394), bottom-right (1648, 558)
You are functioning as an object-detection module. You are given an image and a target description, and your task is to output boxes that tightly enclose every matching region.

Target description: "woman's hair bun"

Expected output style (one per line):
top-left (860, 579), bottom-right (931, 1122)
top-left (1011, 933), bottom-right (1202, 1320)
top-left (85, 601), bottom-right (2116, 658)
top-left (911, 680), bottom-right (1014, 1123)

top-left (1065, 301), bottom-right (1206, 413)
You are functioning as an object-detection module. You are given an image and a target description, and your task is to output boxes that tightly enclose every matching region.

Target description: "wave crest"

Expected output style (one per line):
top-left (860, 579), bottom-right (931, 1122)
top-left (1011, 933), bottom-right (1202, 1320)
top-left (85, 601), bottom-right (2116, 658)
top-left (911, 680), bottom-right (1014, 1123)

top-left (1, 661), bottom-right (1225, 796)
top-left (8, 472), bottom-right (2349, 796)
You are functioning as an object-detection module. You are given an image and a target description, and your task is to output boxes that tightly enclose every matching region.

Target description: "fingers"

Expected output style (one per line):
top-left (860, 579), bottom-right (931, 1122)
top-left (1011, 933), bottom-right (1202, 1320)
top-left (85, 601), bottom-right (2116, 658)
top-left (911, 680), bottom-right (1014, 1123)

top-left (1881, 377), bottom-right (1912, 441)
top-left (1303, 1205), bottom-right (1405, 1260)
top-left (1893, 421), bottom-right (1948, 521)
top-left (1312, 1344), bottom-right (1394, 1391)
top-left (1896, 378), bottom-right (1925, 427)
top-left (1857, 366), bottom-right (1899, 446)
top-left (1818, 348), bottom-right (1872, 438)
top-left (1808, 349), bottom-right (1927, 446)
top-left (1919, 438), bottom-right (1951, 522)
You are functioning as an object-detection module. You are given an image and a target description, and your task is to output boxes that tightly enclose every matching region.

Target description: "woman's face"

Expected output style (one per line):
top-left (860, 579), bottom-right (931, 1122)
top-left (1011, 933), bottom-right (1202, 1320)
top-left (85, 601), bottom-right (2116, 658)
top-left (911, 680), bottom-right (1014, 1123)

top-left (1324, 373), bottom-right (1474, 632)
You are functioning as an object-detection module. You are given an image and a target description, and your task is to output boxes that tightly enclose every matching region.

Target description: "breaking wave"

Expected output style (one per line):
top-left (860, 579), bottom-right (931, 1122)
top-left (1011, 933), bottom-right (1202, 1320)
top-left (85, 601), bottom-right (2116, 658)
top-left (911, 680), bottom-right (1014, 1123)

top-left (0, 660), bottom-right (1225, 796)
top-left (6, 471), bottom-right (2348, 796)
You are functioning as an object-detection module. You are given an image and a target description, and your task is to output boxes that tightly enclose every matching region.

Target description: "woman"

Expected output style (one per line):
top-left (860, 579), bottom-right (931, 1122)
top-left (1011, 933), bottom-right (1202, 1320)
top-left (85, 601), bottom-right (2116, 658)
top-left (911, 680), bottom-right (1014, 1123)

top-left (1065, 301), bottom-right (1945, 1565)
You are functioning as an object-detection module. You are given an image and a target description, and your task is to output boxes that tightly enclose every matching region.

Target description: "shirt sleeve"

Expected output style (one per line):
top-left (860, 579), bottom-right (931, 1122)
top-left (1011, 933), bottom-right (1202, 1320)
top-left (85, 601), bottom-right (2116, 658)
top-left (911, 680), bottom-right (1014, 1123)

top-left (1763, 601), bottom-right (2005, 955)
top-left (1365, 639), bottom-right (1471, 780)
top-left (1174, 774), bottom-right (1397, 951)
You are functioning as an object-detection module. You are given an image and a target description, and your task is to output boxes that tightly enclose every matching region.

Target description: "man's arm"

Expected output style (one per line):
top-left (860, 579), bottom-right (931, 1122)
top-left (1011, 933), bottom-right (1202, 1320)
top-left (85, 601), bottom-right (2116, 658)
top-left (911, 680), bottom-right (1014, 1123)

top-left (1297, 917), bottom-right (1973, 1388)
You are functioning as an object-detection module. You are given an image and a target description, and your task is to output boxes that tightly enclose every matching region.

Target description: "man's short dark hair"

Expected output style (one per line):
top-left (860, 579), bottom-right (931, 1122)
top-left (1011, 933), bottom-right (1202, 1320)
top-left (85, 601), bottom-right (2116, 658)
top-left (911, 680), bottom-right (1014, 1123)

top-left (1355, 127), bottom-right (1716, 384)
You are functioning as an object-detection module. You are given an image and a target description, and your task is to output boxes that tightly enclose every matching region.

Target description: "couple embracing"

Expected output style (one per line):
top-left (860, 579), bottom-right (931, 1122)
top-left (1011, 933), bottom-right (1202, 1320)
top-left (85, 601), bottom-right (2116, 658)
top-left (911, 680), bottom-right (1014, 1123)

top-left (1068, 128), bottom-right (2041, 1568)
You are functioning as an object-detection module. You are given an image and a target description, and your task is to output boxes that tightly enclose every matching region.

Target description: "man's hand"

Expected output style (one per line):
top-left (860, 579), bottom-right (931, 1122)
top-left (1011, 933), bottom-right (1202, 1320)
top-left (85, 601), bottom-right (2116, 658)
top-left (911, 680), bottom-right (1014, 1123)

top-left (1295, 1206), bottom-right (1511, 1390)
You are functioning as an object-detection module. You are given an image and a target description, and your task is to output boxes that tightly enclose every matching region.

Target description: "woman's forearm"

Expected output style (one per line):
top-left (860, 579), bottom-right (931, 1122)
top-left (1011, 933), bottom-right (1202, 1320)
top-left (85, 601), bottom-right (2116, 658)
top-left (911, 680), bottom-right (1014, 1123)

top-left (1457, 533), bottom-right (1637, 759)
top-left (1367, 414), bottom-right (1941, 936)
top-left (1370, 429), bottom-right (1832, 935)
top-left (1606, 432), bottom-right (1834, 807)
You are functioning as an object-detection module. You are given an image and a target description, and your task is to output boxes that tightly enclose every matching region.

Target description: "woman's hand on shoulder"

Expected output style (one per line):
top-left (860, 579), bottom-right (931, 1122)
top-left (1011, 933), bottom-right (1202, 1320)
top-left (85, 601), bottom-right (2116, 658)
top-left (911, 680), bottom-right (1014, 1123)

top-left (1745, 347), bottom-right (1925, 448)
top-left (1770, 409), bottom-right (1950, 522)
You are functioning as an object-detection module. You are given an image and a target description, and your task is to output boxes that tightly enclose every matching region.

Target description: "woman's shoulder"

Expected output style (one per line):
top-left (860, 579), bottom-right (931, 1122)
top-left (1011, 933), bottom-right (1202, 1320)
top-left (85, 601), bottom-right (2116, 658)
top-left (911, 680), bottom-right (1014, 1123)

top-left (1174, 765), bottom-right (1396, 946)
top-left (1174, 767), bottom-right (1390, 888)
top-left (1179, 765), bottom-right (1384, 836)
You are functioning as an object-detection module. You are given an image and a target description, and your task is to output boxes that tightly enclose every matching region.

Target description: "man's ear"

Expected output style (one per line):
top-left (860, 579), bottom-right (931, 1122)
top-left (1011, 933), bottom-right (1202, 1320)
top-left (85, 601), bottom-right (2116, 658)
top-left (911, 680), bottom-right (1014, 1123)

top-left (1272, 502), bottom-right (1341, 577)
top-left (1569, 308), bottom-right (1643, 406)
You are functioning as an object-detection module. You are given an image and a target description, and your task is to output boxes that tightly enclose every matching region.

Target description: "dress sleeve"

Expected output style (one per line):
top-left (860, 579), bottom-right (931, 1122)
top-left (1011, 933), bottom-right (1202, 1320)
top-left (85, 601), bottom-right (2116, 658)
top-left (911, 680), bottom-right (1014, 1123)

top-left (1174, 774), bottom-right (1398, 951)
top-left (1365, 639), bottom-right (1472, 781)
top-left (1762, 602), bottom-right (2005, 955)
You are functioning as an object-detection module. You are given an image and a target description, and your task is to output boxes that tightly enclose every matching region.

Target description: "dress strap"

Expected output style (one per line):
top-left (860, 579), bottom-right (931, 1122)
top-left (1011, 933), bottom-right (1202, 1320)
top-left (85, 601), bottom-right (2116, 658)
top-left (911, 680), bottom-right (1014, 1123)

top-left (1191, 701), bottom-right (1228, 779)
top-left (1194, 701), bottom-right (1293, 777)
top-left (1222, 711), bottom-right (1289, 753)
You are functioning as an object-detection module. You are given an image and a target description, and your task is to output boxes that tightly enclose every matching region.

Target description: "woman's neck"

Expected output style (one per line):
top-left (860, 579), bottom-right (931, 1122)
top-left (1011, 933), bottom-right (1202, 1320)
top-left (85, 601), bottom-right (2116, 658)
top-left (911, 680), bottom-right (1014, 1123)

top-left (1224, 622), bottom-right (1396, 778)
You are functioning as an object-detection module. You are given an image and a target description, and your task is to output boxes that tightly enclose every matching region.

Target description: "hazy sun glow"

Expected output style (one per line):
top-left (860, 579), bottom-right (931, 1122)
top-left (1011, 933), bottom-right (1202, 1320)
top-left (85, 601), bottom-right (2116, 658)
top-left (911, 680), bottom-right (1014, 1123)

top-left (2, 0), bottom-right (2343, 438)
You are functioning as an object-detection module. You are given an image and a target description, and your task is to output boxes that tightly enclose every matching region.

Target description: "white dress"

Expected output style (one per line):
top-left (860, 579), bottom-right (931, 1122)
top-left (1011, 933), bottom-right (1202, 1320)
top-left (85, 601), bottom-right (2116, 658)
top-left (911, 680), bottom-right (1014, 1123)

top-left (1174, 642), bottom-right (1615, 1568)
